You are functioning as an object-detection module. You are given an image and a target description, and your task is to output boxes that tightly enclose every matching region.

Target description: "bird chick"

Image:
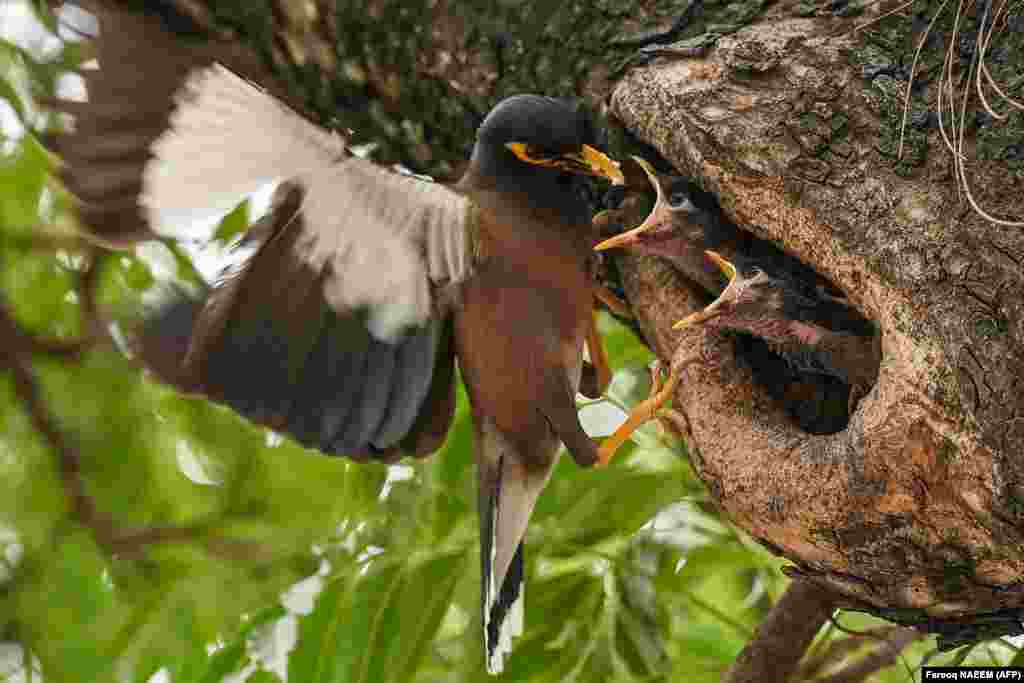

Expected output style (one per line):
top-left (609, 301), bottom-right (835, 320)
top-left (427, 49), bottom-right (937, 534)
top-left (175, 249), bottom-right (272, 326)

top-left (594, 157), bottom-right (739, 296)
top-left (677, 250), bottom-right (881, 393)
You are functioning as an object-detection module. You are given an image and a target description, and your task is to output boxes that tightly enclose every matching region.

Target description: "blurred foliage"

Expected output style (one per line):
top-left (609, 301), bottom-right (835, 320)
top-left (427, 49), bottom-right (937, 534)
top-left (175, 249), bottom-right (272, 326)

top-left (0, 2), bottom-right (1016, 682)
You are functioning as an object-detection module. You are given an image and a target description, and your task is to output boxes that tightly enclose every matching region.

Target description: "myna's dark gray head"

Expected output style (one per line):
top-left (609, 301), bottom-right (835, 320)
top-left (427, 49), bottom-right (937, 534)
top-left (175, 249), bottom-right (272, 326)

top-left (478, 95), bottom-right (594, 151)
top-left (469, 94), bottom-right (622, 185)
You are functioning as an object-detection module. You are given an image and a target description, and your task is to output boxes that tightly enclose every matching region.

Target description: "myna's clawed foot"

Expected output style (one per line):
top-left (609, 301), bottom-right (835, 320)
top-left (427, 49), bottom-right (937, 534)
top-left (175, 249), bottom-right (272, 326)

top-left (597, 360), bottom-right (681, 466)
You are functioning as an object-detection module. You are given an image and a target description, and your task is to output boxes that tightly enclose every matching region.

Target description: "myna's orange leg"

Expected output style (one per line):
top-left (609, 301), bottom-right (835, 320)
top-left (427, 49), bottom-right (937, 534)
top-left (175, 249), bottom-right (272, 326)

top-left (580, 299), bottom-right (617, 399)
top-left (596, 360), bottom-right (681, 466)
top-left (585, 308), bottom-right (612, 395)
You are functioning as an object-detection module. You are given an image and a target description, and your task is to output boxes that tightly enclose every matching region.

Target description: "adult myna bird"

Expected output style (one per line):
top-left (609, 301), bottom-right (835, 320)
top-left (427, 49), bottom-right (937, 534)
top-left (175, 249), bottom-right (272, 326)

top-left (593, 158), bottom-right (880, 459)
top-left (48, 2), bottom-right (623, 673)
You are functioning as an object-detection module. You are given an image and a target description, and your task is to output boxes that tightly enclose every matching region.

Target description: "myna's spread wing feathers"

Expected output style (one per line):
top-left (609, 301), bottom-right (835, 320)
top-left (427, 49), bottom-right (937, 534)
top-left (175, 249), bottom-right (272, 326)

top-left (139, 180), bottom-right (464, 460)
top-left (297, 156), bottom-right (475, 340)
top-left (142, 64), bottom-right (346, 236)
top-left (52, 7), bottom-right (477, 335)
top-left (80, 56), bottom-right (476, 459)
top-left (66, 49), bottom-right (476, 337)
top-left (153, 101), bottom-right (476, 454)
top-left (48, 3), bottom-right (268, 246)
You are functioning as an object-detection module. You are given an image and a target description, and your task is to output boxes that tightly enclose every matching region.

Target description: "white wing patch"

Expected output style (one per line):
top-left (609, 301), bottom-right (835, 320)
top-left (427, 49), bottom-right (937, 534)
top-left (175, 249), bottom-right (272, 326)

top-left (298, 157), bottom-right (473, 341)
top-left (143, 63), bottom-right (345, 236)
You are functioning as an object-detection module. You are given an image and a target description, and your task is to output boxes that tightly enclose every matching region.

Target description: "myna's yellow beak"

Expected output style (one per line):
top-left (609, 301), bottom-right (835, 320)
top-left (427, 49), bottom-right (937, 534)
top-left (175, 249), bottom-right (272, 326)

top-left (505, 142), bottom-right (625, 184)
top-left (593, 156), bottom-right (663, 251)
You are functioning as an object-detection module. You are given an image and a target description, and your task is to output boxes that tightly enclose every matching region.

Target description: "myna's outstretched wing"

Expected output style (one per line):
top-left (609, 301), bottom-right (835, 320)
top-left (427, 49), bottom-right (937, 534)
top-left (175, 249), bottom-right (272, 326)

top-left (52, 5), bottom-right (476, 460)
top-left (159, 181), bottom-right (465, 461)
top-left (49, 3), bottom-right (270, 246)
top-left (141, 63), bottom-right (346, 237)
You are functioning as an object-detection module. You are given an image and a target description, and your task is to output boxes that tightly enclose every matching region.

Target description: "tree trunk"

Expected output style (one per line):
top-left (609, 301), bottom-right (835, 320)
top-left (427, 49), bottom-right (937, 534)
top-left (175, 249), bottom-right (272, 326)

top-left (180, 0), bottom-right (677, 178)
top-left (609, 0), bottom-right (1024, 638)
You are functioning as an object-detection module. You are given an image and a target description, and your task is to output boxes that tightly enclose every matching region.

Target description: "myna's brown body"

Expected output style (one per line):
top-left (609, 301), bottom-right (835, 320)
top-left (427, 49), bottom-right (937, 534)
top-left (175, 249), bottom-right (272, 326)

top-left (49, 2), bottom-right (622, 673)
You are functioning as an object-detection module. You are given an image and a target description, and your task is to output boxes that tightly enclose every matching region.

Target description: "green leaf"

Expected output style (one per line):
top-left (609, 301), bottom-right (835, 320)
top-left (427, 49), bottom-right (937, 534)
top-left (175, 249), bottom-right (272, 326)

top-left (240, 605), bottom-right (288, 639)
top-left (53, 40), bottom-right (89, 71)
top-left (0, 69), bottom-right (26, 122)
top-left (0, 373), bottom-right (64, 552)
top-left (0, 135), bottom-right (51, 234)
top-left (96, 252), bottom-right (156, 323)
top-left (199, 641), bottom-right (249, 683)
top-left (535, 465), bottom-right (690, 547)
top-left (0, 247), bottom-right (80, 339)
top-left (214, 200), bottom-right (250, 243)
top-left (598, 312), bottom-right (654, 370)
top-left (425, 380), bottom-right (474, 543)
top-left (289, 549), bottom-right (467, 683)
top-left (27, 1), bottom-right (60, 36)
top-left (161, 239), bottom-right (209, 288)
top-left (15, 530), bottom-right (121, 681)
top-left (678, 622), bottom-right (745, 664)
top-left (132, 602), bottom-right (209, 683)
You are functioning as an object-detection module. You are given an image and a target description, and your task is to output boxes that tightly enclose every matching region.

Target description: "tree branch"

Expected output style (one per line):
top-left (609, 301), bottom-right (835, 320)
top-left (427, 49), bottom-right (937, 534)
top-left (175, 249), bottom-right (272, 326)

top-left (0, 288), bottom-right (269, 563)
top-left (724, 581), bottom-right (840, 683)
top-left (814, 628), bottom-right (921, 683)
top-left (3, 343), bottom-right (106, 536)
top-left (0, 297), bottom-right (90, 359)
top-left (799, 625), bottom-right (901, 680)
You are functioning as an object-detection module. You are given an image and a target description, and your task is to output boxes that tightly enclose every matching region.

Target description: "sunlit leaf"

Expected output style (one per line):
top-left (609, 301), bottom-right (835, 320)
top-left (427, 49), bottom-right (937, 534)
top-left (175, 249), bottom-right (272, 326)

top-left (0, 70), bottom-right (25, 122)
top-left (26, 0), bottom-right (60, 36)
top-left (214, 199), bottom-right (250, 244)
top-left (14, 530), bottom-right (121, 681)
top-left (289, 549), bottom-right (467, 683)
top-left (598, 312), bottom-right (654, 370)
top-left (0, 135), bottom-right (50, 234)
top-left (199, 641), bottom-right (250, 683)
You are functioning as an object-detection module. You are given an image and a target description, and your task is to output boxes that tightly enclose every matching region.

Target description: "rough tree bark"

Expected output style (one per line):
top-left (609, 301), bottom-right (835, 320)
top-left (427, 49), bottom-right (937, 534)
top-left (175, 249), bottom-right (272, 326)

top-left (149, 0), bottom-right (1024, 657)
top-left (610, 1), bottom-right (1024, 641)
top-left (725, 580), bottom-right (840, 683)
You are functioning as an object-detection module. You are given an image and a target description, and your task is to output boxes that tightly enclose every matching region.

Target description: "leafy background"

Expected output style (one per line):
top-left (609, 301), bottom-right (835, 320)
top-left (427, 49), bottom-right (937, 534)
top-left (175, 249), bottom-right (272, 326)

top-left (0, 2), bottom-right (1019, 681)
